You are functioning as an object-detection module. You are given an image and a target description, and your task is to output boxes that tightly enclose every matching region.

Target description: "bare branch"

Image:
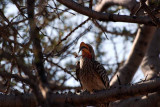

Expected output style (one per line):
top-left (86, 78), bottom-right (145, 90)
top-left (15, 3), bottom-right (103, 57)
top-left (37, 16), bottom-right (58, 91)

top-left (0, 94), bottom-right (37, 107)
top-left (1, 78), bottom-right (160, 106)
top-left (141, 28), bottom-right (160, 80)
top-left (0, 71), bottom-right (35, 87)
top-left (56, 0), bottom-right (155, 25)
top-left (92, 21), bottom-right (136, 36)
top-left (0, 9), bottom-right (21, 37)
top-left (0, 50), bottom-right (35, 80)
top-left (47, 59), bottom-right (77, 81)
top-left (49, 84), bottom-right (80, 91)
top-left (48, 78), bottom-right (160, 106)
top-left (110, 92), bottom-right (160, 107)
top-left (27, 0), bottom-right (49, 106)
top-left (27, 0), bottom-right (48, 85)
top-left (110, 25), bottom-right (156, 86)
top-left (56, 18), bottom-right (90, 46)
top-left (138, 0), bottom-right (160, 26)
top-left (47, 25), bottom-right (92, 57)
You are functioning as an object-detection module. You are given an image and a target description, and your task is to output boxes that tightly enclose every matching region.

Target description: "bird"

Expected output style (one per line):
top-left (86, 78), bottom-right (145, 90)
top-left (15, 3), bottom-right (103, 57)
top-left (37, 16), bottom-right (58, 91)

top-left (76, 42), bottom-right (109, 93)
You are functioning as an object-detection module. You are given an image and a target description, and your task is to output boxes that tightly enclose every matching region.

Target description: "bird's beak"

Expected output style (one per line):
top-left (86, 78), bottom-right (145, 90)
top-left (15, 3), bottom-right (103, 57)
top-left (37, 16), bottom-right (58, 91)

top-left (78, 42), bottom-right (92, 58)
top-left (78, 42), bottom-right (88, 53)
top-left (78, 46), bottom-right (88, 53)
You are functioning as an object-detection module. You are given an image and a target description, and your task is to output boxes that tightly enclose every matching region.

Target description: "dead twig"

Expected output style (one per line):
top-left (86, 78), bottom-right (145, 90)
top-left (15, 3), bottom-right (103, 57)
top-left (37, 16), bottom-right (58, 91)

top-left (47, 25), bottom-right (92, 57)
top-left (135, 0), bottom-right (160, 26)
top-left (47, 59), bottom-right (77, 81)
top-left (92, 19), bottom-right (108, 39)
top-left (56, 18), bottom-right (90, 47)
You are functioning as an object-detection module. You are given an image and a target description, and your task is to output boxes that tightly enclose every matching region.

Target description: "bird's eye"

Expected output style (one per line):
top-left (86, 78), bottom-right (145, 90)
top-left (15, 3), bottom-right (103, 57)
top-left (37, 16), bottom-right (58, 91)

top-left (81, 46), bottom-right (88, 50)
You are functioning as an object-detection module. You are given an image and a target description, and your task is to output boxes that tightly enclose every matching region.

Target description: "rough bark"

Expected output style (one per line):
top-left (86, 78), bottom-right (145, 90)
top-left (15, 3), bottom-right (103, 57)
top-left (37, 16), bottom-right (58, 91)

top-left (0, 78), bottom-right (160, 106)
top-left (27, 0), bottom-right (49, 106)
top-left (0, 94), bottom-right (37, 107)
top-left (27, 0), bottom-right (48, 85)
top-left (109, 92), bottom-right (160, 107)
top-left (141, 28), bottom-right (160, 80)
top-left (110, 25), bottom-right (156, 86)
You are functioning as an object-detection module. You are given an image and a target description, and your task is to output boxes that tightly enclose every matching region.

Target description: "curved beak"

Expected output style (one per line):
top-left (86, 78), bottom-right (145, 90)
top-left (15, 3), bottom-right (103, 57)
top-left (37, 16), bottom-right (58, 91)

top-left (78, 42), bottom-right (88, 53)
top-left (78, 46), bottom-right (88, 53)
top-left (78, 42), bottom-right (92, 58)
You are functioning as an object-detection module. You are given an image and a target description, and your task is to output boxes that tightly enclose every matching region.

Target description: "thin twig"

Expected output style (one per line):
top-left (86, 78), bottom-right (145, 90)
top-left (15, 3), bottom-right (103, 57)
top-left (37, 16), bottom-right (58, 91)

top-left (0, 9), bottom-right (22, 38)
top-left (47, 59), bottom-right (77, 80)
top-left (137, 0), bottom-right (160, 26)
top-left (47, 4), bottom-right (76, 15)
top-left (53, 0), bottom-right (64, 23)
top-left (0, 71), bottom-right (35, 87)
top-left (56, 18), bottom-right (90, 46)
top-left (47, 25), bottom-right (92, 57)
top-left (92, 19), bottom-right (108, 39)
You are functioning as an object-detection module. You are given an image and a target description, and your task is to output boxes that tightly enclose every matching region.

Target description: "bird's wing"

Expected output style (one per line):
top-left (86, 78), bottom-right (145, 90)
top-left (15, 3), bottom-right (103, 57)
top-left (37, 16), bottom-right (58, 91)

top-left (94, 61), bottom-right (109, 88)
top-left (76, 61), bottom-right (83, 88)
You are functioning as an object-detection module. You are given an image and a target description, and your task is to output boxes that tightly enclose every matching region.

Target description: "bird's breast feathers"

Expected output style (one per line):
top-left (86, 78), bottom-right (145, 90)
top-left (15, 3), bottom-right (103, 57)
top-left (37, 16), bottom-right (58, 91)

top-left (80, 71), bottom-right (106, 92)
top-left (79, 58), bottom-right (107, 92)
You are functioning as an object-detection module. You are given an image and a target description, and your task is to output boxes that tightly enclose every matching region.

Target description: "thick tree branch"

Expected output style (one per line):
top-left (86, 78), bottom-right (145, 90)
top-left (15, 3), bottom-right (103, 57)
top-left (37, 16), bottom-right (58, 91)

top-left (49, 84), bottom-right (80, 91)
top-left (110, 25), bottom-right (156, 86)
top-left (56, 0), bottom-right (155, 25)
top-left (0, 78), bottom-right (160, 106)
top-left (46, 78), bottom-right (160, 105)
top-left (141, 28), bottom-right (160, 80)
top-left (27, 0), bottom-right (49, 106)
top-left (110, 92), bottom-right (160, 107)
top-left (27, 0), bottom-right (48, 85)
top-left (0, 94), bottom-right (37, 107)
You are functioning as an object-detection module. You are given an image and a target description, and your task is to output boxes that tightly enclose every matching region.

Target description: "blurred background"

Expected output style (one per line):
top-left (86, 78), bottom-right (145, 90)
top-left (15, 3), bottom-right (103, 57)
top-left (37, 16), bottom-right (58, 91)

top-left (0, 0), bottom-right (143, 93)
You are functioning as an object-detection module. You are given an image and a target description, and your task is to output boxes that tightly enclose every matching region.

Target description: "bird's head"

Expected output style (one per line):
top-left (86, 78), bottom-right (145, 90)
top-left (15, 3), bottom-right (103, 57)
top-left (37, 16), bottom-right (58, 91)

top-left (79, 42), bottom-right (95, 59)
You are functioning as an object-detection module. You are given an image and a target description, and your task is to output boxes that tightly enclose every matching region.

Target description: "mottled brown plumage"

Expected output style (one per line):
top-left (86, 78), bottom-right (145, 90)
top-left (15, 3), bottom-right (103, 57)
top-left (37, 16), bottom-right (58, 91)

top-left (76, 42), bottom-right (109, 92)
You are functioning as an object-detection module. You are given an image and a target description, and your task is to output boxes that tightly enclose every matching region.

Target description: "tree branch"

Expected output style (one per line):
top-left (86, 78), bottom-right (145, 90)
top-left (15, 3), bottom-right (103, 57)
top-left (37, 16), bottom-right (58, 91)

top-left (56, 0), bottom-right (155, 25)
top-left (141, 28), bottom-right (160, 80)
top-left (0, 50), bottom-right (35, 80)
top-left (110, 92), bottom-right (160, 107)
top-left (1, 78), bottom-right (160, 106)
top-left (49, 84), bottom-right (80, 91)
top-left (0, 71), bottom-right (35, 87)
top-left (0, 9), bottom-right (21, 37)
top-left (27, 0), bottom-right (48, 85)
top-left (110, 25), bottom-right (156, 86)
top-left (47, 78), bottom-right (160, 105)
top-left (0, 94), bottom-right (37, 107)
top-left (139, 0), bottom-right (160, 26)
top-left (27, 0), bottom-right (49, 106)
